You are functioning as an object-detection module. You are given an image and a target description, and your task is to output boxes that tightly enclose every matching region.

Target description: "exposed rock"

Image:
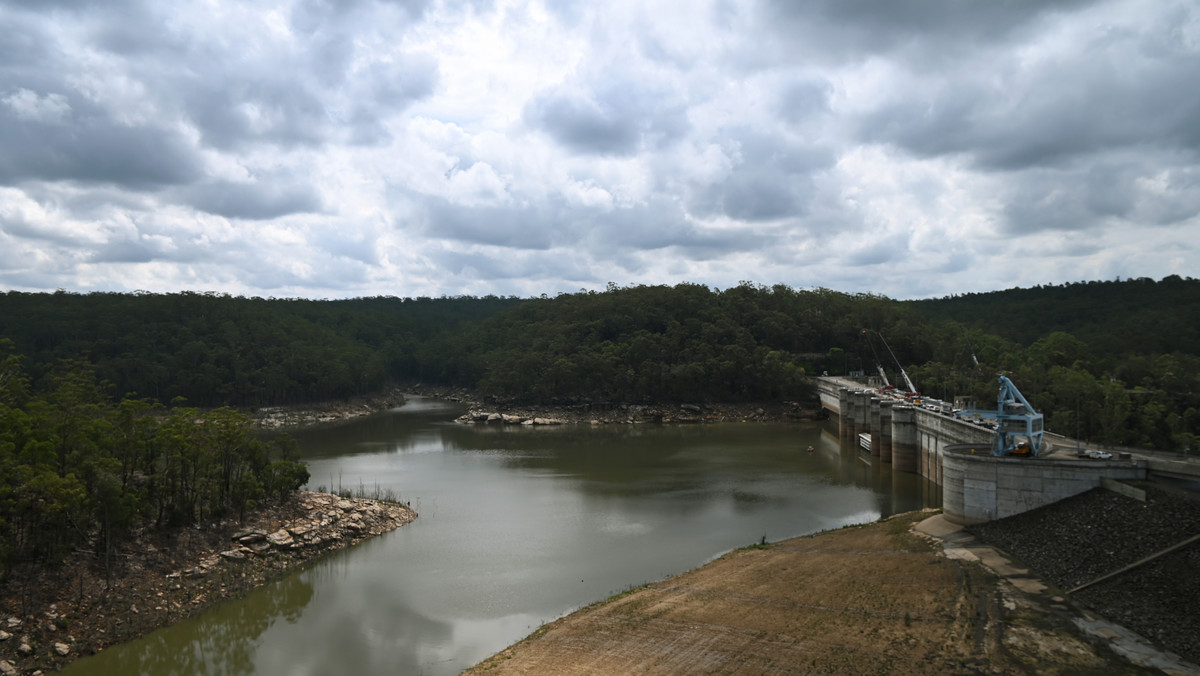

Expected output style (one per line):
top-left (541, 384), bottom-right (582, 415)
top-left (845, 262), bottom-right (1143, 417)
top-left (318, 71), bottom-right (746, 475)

top-left (970, 483), bottom-right (1200, 665)
top-left (0, 490), bottom-right (416, 674)
top-left (53, 642), bottom-right (69, 656)
top-left (219, 549), bottom-right (248, 562)
top-left (267, 529), bottom-right (295, 548)
top-left (453, 399), bottom-right (820, 426)
top-left (0, 659), bottom-right (16, 676)
top-left (233, 530), bottom-right (267, 545)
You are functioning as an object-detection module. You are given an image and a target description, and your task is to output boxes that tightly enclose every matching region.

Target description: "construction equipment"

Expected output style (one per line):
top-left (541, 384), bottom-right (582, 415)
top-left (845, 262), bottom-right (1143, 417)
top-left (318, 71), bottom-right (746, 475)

top-left (962, 328), bottom-right (980, 367)
top-left (874, 331), bottom-right (919, 397)
top-left (957, 376), bottom-right (1045, 457)
top-left (860, 330), bottom-right (894, 390)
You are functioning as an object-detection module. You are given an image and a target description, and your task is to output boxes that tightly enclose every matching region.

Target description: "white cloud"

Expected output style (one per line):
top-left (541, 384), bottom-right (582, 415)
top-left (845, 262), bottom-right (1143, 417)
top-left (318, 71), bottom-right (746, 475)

top-left (0, 0), bottom-right (1197, 299)
top-left (2, 88), bottom-right (71, 123)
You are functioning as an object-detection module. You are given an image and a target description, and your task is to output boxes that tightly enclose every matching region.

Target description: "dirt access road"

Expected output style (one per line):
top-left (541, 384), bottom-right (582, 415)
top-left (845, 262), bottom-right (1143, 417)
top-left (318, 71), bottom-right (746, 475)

top-left (465, 511), bottom-right (1158, 676)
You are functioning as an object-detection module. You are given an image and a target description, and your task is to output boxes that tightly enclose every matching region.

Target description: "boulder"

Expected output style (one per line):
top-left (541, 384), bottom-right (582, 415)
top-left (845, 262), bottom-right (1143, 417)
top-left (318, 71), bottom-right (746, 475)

top-left (234, 530), bottom-right (267, 544)
top-left (219, 549), bottom-right (248, 562)
top-left (54, 642), bottom-right (70, 656)
top-left (267, 529), bottom-right (295, 548)
top-left (0, 660), bottom-right (16, 676)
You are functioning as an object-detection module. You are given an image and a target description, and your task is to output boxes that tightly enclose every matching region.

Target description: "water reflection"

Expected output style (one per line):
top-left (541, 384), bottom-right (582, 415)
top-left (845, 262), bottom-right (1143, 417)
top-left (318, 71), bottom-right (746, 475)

top-left (66, 572), bottom-right (313, 676)
top-left (65, 397), bottom-right (939, 676)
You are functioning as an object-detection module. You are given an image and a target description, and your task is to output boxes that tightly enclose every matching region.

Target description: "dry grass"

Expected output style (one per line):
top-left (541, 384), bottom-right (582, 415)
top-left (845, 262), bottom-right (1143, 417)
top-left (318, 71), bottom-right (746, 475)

top-left (465, 512), bottom-right (1152, 675)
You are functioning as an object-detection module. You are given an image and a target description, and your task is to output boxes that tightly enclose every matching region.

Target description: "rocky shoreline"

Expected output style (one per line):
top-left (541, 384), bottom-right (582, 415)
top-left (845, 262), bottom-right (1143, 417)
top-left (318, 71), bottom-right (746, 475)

top-left (253, 389), bottom-right (409, 429)
top-left (0, 388), bottom-right (826, 675)
top-left (415, 383), bottom-right (825, 426)
top-left (0, 491), bottom-right (414, 675)
top-left (250, 383), bottom-right (826, 430)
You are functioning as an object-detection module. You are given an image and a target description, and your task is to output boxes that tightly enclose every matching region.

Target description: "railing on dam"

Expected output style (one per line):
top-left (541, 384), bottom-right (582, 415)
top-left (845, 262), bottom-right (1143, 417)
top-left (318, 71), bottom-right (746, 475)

top-left (815, 376), bottom-right (994, 484)
top-left (811, 376), bottom-right (1169, 523)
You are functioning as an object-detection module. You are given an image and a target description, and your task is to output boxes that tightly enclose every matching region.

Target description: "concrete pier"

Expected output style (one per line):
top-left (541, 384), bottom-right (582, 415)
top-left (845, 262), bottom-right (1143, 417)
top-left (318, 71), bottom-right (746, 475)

top-left (853, 390), bottom-right (870, 445)
top-left (878, 401), bottom-right (893, 463)
top-left (814, 375), bottom-right (1200, 525)
top-left (891, 405), bottom-right (918, 473)
top-left (838, 389), bottom-right (852, 440)
top-left (868, 397), bottom-right (882, 458)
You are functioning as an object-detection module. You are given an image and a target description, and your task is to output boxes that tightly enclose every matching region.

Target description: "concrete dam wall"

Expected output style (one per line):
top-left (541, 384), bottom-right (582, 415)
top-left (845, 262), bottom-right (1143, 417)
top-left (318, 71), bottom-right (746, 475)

top-left (815, 377), bottom-right (1149, 523)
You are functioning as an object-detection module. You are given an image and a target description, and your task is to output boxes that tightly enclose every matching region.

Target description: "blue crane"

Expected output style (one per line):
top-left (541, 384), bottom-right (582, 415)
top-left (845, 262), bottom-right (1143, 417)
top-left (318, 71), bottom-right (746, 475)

top-left (958, 376), bottom-right (1045, 456)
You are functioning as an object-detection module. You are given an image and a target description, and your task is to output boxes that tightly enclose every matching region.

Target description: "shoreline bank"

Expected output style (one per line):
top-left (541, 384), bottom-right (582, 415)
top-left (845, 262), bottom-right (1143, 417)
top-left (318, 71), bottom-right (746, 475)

top-left (464, 509), bottom-right (1173, 675)
top-left (0, 491), bottom-right (414, 674)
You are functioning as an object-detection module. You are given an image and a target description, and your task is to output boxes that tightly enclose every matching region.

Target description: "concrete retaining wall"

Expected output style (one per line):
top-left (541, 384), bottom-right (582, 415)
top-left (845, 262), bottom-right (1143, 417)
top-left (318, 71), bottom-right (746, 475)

top-left (942, 446), bottom-right (1147, 525)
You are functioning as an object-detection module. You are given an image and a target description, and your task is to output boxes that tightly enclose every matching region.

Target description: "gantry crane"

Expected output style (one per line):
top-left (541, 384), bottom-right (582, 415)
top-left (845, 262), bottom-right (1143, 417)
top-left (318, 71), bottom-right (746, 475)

top-left (958, 376), bottom-right (1045, 456)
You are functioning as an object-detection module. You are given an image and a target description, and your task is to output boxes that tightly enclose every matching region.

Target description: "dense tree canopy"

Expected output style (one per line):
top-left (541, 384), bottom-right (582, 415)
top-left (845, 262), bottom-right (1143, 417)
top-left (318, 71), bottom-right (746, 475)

top-left (2, 276), bottom-right (1197, 456)
top-left (0, 342), bottom-right (308, 578)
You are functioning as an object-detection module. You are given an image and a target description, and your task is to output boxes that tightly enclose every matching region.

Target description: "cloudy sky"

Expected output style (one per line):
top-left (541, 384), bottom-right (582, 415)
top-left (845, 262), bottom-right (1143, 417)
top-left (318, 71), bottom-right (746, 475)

top-left (1, 0), bottom-right (1198, 300)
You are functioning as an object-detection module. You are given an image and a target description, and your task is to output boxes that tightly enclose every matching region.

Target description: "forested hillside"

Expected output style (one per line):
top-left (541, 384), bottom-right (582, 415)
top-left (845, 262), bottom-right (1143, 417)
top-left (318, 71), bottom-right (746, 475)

top-left (0, 344), bottom-right (309, 577)
top-left (0, 291), bottom-right (523, 407)
top-left (909, 277), bottom-right (1200, 453)
top-left (910, 275), bottom-right (1200, 357)
top-left (1, 277), bottom-right (1197, 454)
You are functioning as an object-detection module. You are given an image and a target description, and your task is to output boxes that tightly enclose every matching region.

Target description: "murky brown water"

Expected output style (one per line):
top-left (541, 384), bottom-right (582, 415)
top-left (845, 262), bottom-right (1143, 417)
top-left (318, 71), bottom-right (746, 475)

top-left (65, 396), bottom-right (938, 676)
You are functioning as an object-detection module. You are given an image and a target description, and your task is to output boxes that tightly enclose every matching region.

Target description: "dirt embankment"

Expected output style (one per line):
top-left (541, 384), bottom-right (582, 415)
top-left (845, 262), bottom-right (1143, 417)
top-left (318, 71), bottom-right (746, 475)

top-left (465, 511), bottom-right (1159, 676)
top-left (0, 492), bottom-right (414, 675)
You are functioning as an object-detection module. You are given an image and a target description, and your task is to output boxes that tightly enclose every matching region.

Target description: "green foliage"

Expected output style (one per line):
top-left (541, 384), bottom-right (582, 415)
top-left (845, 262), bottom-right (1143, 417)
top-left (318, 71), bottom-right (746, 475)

top-left (0, 292), bottom-right (523, 408)
top-left (2, 277), bottom-right (1199, 455)
top-left (910, 277), bottom-right (1200, 453)
top-left (0, 357), bottom-right (309, 578)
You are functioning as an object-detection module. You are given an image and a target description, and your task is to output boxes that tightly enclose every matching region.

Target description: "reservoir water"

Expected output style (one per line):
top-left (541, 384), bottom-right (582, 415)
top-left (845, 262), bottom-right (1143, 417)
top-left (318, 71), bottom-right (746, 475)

top-left (64, 396), bottom-right (939, 675)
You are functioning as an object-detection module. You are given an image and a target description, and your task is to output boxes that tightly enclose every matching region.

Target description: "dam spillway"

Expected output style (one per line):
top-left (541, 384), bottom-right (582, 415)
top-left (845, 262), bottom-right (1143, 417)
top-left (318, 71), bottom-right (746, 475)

top-left (814, 376), bottom-right (1163, 524)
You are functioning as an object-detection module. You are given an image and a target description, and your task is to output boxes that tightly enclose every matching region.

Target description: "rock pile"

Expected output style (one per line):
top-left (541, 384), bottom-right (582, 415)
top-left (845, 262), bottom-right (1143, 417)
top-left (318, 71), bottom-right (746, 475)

top-left (166, 492), bottom-right (415, 581)
top-left (0, 492), bottom-right (415, 674)
top-left (455, 401), bottom-right (817, 426)
top-left (254, 391), bottom-right (407, 429)
top-left (969, 482), bottom-right (1200, 665)
top-left (456, 410), bottom-right (567, 425)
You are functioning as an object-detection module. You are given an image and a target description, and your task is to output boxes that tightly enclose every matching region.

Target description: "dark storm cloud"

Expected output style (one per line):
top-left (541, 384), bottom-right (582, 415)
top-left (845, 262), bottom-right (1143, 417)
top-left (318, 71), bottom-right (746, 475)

top-left (759, 0), bottom-right (1094, 63)
top-left (88, 233), bottom-right (174, 264)
top-left (424, 199), bottom-right (557, 250)
top-left (856, 52), bottom-right (1200, 172)
top-left (422, 188), bottom-right (775, 267)
top-left (2, 0), bottom-right (1197, 299)
top-left (688, 130), bottom-right (835, 223)
top-left (1002, 156), bottom-right (1200, 234)
top-left (776, 78), bottom-right (833, 126)
top-left (182, 179), bottom-right (322, 220)
top-left (0, 103), bottom-right (204, 188)
top-left (524, 81), bottom-right (690, 156)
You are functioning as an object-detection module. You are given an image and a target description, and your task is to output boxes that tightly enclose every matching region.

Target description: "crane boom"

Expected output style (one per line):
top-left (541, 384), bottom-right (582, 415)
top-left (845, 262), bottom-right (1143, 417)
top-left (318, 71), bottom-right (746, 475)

top-left (876, 332), bottom-right (918, 396)
top-left (860, 330), bottom-right (892, 388)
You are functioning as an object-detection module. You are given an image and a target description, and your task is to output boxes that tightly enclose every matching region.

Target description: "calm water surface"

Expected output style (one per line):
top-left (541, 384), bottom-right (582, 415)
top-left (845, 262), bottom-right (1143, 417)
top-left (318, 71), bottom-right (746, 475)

top-left (66, 397), bottom-right (939, 676)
